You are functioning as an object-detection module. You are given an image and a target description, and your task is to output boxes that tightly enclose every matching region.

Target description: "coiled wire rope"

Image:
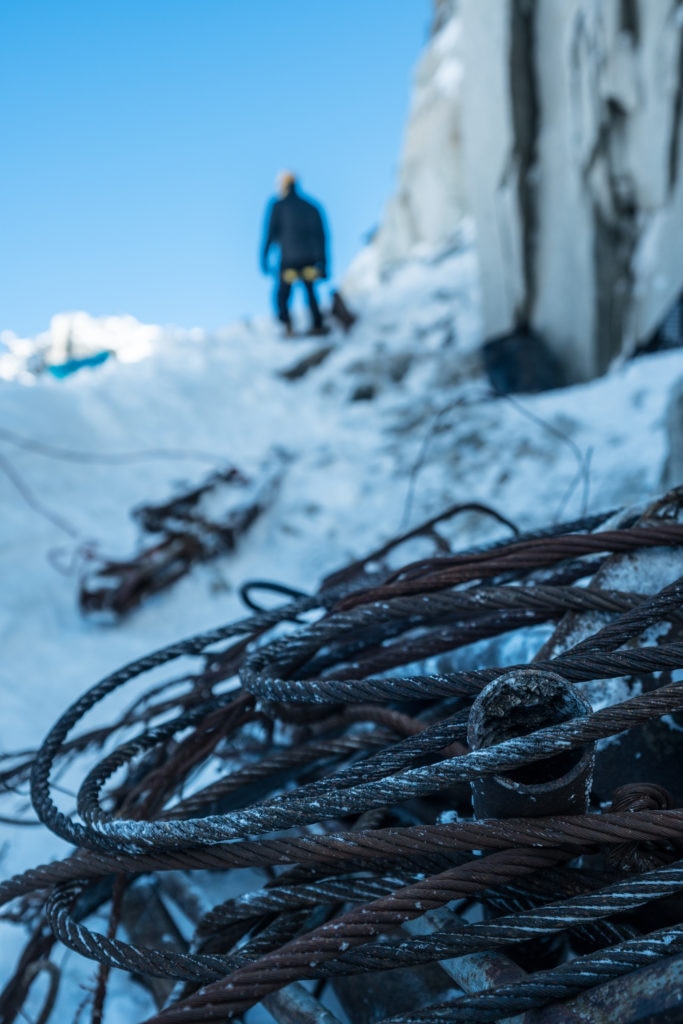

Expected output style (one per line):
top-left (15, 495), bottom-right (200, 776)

top-left (3, 500), bottom-right (683, 1022)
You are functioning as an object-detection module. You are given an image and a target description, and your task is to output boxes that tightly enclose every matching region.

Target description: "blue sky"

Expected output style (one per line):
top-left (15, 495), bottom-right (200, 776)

top-left (0, 1), bottom-right (431, 336)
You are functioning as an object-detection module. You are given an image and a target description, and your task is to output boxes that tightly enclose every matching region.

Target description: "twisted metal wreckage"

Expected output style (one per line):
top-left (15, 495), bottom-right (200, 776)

top-left (4, 487), bottom-right (683, 1023)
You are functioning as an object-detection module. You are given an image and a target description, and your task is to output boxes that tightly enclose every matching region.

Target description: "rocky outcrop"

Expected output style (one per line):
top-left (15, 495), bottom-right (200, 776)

top-left (432, 0), bottom-right (458, 34)
top-left (463, 0), bottom-right (683, 380)
top-left (344, 9), bottom-right (467, 293)
top-left (352, 0), bottom-right (683, 383)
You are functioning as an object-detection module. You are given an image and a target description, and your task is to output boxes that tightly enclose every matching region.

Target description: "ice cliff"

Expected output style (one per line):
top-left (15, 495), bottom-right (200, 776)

top-left (353, 0), bottom-right (683, 382)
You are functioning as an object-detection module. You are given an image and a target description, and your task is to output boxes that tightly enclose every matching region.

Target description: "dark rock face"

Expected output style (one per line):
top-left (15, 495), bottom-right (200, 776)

top-left (432, 0), bottom-right (458, 34)
top-left (482, 326), bottom-right (566, 395)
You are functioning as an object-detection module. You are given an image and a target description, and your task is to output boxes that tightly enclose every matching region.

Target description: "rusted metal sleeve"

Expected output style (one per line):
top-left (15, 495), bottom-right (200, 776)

top-left (262, 983), bottom-right (344, 1024)
top-left (468, 670), bottom-right (594, 819)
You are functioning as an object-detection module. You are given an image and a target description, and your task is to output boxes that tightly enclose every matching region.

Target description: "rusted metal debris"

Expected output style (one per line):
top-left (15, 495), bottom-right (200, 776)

top-left (78, 455), bottom-right (285, 617)
top-left (467, 668), bottom-right (595, 820)
top-left (5, 489), bottom-right (683, 1022)
top-left (278, 343), bottom-right (335, 381)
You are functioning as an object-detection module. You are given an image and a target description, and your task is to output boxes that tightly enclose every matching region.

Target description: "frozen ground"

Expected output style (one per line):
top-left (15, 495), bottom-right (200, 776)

top-left (2, 233), bottom-right (683, 1020)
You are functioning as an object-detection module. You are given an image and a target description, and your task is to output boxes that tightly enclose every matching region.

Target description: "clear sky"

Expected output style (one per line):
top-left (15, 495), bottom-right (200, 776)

top-left (0, 1), bottom-right (432, 337)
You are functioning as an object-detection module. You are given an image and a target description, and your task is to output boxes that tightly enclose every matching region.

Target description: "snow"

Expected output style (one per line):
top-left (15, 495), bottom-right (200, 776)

top-left (3, 231), bottom-right (683, 1020)
top-left (0, 312), bottom-right (182, 378)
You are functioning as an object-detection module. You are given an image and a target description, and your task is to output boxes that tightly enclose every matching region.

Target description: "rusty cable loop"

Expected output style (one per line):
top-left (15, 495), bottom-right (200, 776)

top-left (60, 679), bottom-right (683, 851)
top-left (43, 848), bottom-right (570, 985)
top-left (127, 868), bottom-right (683, 1019)
top-left (335, 522), bottom-right (683, 605)
top-left (240, 574), bottom-right (683, 704)
top-left (5, 499), bottom-right (683, 1023)
top-left (5, 805), bottom-right (683, 909)
top-left (377, 923), bottom-right (683, 1022)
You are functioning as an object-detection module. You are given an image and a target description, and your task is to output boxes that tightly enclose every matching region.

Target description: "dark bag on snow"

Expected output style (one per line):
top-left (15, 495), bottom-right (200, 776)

top-left (482, 326), bottom-right (565, 395)
top-left (330, 290), bottom-right (357, 333)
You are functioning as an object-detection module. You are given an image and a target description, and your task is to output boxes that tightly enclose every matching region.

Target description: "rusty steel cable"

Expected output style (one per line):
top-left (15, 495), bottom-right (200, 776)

top-left (49, 678), bottom-right (683, 854)
top-left (4, 500), bottom-right (683, 1024)
top-left (5, 804), bottom-right (683, 909)
top-left (378, 922), bottom-right (683, 1023)
top-left (140, 876), bottom-right (683, 1021)
top-left (319, 506), bottom-right (623, 593)
top-left (42, 847), bottom-right (571, 985)
top-left (332, 523), bottom-right (683, 610)
top-left (31, 576), bottom-right (682, 851)
top-left (240, 573), bottom-right (683, 704)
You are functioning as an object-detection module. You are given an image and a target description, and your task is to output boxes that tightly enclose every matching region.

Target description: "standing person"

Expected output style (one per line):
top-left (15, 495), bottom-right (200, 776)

top-left (261, 171), bottom-right (329, 337)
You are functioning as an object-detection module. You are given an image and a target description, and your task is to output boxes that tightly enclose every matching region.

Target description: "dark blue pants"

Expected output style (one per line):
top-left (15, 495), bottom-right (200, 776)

top-left (277, 268), bottom-right (323, 330)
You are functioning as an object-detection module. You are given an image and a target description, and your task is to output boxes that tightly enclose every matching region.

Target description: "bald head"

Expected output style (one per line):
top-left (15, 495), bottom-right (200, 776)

top-left (277, 170), bottom-right (297, 197)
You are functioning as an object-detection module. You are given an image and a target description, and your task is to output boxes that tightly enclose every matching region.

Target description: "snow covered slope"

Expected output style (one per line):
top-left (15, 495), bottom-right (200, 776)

top-left (2, 234), bottom-right (683, 1020)
top-left (1, 237), bottom-right (680, 746)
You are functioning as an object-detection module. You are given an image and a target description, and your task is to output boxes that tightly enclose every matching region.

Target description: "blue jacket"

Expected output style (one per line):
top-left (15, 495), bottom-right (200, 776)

top-left (261, 188), bottom-right (327, 275)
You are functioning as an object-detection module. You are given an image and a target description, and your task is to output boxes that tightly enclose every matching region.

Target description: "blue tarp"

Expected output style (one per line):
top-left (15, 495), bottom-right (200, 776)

top-left (47, 350), bottom-right (112, 379)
